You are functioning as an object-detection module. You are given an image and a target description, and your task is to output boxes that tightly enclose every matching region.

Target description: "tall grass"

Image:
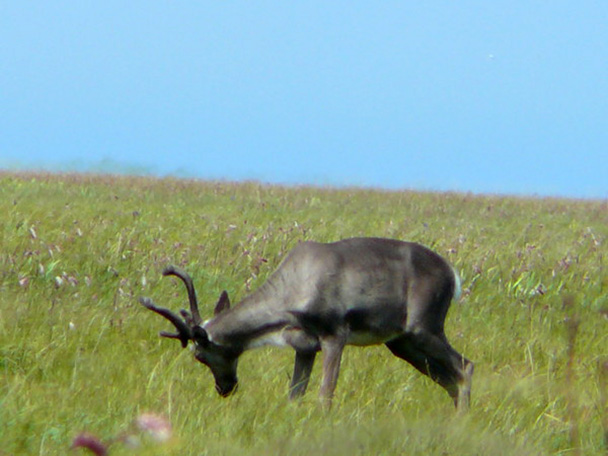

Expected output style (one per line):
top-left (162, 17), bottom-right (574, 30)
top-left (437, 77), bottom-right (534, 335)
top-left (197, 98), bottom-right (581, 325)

top-left (1, 172), bottom-right (606, 455)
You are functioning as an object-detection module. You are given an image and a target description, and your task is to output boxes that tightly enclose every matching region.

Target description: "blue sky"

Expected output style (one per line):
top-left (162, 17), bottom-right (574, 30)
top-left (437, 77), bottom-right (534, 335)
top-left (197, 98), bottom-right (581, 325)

top-left (1, 2), bottom-right (606, 198)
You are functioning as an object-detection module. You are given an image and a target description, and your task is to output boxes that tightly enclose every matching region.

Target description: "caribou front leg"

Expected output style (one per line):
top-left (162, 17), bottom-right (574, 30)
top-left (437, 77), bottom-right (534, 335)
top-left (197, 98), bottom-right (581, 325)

top-left (319, 334), bottom-right (346, 409)
top-left (289, 351), bottom-right (316, 399)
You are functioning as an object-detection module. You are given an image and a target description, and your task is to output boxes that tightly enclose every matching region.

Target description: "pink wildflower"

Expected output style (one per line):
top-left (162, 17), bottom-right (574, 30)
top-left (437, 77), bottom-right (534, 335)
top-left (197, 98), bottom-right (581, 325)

top-left (135, 412), bottom-right (172, 442)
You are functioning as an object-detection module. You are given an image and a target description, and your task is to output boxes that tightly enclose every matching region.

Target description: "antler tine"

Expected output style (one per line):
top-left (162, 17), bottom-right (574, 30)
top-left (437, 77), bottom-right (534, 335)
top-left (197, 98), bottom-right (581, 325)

top-left (139, 297), bottom-right (192, 348)
top-left (162, 266), bottom-right (203, 326)
top-left (180, 309), bottom-right (194, 326)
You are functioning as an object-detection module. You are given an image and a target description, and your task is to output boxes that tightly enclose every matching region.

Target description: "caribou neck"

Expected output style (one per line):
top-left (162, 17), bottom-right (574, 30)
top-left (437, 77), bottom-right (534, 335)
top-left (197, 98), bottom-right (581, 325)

top-left (203, 279), bottom-right (293, 350)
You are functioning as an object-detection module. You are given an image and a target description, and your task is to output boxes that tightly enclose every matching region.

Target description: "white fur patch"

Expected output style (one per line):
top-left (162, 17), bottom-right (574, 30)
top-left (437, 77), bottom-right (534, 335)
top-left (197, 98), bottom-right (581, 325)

top-left (452, 267), bottom-right (462, 302)
top-left (201, 321), bottom-right (214, 343)
top-left (245, 330), bottom-right (289, 350)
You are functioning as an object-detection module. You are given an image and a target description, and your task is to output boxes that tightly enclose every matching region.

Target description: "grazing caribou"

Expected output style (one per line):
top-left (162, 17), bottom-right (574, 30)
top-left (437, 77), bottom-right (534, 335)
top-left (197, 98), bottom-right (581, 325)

top-left (140, 237), bottom-right (473, 410)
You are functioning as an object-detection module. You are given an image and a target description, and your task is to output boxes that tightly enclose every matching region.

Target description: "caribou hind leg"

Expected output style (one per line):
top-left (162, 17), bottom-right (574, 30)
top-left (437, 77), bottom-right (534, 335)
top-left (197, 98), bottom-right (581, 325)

top-left (386, 331), bottom-right (473, 411)
top-left (385, 274), bottom-right (473, 411)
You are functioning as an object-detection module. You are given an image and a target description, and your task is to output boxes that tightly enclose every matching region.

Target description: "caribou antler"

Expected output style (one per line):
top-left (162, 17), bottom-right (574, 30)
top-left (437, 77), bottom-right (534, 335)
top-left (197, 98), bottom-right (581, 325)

top-left (162, 265), bottom-right (202, 326)
top-left (139, 297), bottom-right (192, 348)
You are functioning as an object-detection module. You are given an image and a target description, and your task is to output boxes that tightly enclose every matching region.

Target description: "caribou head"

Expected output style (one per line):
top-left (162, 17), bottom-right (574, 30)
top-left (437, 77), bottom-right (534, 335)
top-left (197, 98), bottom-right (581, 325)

top-left (139, 266), bottom-right (239, 397)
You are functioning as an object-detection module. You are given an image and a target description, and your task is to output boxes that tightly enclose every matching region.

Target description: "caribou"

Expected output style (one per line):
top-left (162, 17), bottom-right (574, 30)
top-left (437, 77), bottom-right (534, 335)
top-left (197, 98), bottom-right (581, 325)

top-left (140, 237), bottom-right (473, 410)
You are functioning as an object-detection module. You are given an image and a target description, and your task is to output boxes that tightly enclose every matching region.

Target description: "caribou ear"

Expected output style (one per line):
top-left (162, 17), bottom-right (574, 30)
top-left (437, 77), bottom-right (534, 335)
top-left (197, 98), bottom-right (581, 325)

top-left (214, 291), bottom-right (231, 315)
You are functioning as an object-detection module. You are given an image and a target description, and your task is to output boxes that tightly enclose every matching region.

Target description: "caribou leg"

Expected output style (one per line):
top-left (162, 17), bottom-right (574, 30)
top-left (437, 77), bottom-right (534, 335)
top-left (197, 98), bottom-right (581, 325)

top-left (318, 334), bottom-right (346, 408)
top-left (386, 331), bottom-right (473, 411)
top-left (289, 351), bottom-right (316, 399)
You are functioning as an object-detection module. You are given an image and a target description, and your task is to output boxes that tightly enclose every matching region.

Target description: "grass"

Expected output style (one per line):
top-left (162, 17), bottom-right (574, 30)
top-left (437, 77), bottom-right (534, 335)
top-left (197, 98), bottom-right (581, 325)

top-left (0, 171), bottom-right (606, 455)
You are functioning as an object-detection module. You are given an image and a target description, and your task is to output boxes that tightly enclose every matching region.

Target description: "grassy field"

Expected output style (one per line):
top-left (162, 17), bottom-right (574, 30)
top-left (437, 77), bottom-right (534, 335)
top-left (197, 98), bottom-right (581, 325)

top-left (1, 172), bottom-right (606, 455)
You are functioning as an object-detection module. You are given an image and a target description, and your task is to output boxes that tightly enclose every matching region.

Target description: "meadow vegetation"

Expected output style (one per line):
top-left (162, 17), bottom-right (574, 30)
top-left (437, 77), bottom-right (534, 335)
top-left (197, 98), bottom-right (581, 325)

top-left (1, 172), bottom-right (606, 455)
